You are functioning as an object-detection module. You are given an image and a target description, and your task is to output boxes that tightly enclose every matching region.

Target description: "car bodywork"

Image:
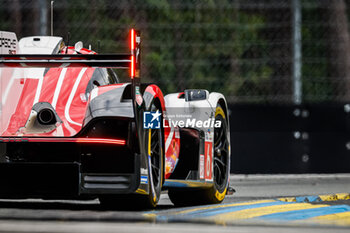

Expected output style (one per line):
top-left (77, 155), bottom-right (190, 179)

top-left (0, 30), bottom-right (230, 207)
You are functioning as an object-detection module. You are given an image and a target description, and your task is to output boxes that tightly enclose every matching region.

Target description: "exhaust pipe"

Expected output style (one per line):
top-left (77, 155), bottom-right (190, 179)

top-left (37, 108), bottom-right (56, 125)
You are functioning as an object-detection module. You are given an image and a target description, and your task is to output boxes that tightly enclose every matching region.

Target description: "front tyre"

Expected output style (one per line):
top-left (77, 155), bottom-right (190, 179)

top-left (204, 104), bottom-right (230, 203)
top-left (168, 104), bottom-right (229, 206)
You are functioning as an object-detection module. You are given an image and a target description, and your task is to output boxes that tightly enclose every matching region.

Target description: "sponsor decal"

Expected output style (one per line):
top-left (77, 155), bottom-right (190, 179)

top-left (0, 37), bottom-right (17, 53)
top-left (163, 118), bottom-right (221, 128)
top-left (140, 168), bottom-right (148, 175)
top-left (140, 175), bottom-right (148, 184)
top-left (205, 129), bottom-right (214, 141)
top-left (143, 110), bottom-right (161, 129)
top-left (135, 86), bottom-right (143, 106)
top-left (205, 141), bottom-right (213, 181)
top-left (0, 31), bottom-right (18, 54)
top-left (200, 154), bottom-right (205, 179)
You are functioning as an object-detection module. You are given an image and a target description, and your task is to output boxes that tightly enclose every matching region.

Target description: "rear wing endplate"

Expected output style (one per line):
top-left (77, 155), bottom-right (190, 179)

top-left (0, 31), bottom-right (18, 54)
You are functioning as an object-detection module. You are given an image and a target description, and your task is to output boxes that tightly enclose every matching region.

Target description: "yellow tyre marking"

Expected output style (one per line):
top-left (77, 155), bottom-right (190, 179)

top-left (135, 189), bottom-right (148, 195)
top-left (212, 203), bottom-right (329, 223)
top-left (215, 106), bottom-right (225, 119)
top-left (214, 105), bottom-right (227, 201)
top-left (147, 128), bottom-right (156, 202)
top-left (148, 128), bottom-right (162, 203)
top-left (148, 129), bottom-right (151, 156)
top-left (215, 187), bottom-right (227, 201)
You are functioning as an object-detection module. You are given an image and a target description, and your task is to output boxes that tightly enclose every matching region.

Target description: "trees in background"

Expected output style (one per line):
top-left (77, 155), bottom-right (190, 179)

top-left (1, 0), bottom-right (350, 103)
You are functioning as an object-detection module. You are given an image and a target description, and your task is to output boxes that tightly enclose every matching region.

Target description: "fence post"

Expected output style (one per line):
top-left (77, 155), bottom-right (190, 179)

top-left (292, 0), bottom-right (302, 104)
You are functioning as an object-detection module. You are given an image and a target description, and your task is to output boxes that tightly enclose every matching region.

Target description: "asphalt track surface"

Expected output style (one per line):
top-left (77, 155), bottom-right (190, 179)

top-left (0, 174), bottom-right (349, 233)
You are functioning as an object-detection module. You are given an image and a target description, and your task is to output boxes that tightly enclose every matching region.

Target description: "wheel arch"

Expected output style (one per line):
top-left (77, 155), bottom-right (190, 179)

top-left (142, 84), bottom-right (166, 112)
top-left (208, 92), bottom-right (229, 124)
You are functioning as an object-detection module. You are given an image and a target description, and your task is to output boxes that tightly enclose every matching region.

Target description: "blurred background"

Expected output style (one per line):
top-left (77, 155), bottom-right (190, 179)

top-left (1, 0), bottom-right (350, 173)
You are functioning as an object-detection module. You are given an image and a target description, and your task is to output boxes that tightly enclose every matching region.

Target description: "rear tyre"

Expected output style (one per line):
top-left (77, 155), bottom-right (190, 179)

top-left (168, 104), bottom-right (229, 206)
top-left (139, 118), bottom-right (164, 208)
top-left (99, 101), bottom-right (164, 209)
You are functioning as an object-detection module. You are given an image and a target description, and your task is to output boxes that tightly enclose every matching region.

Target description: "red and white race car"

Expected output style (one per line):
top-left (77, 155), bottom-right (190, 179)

top-left (0, 30), bottom-right (231, 208)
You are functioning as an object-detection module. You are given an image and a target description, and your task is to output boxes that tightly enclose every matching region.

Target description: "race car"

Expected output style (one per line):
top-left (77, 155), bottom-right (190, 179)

top-left (0, 29), bottom-right (231, 208)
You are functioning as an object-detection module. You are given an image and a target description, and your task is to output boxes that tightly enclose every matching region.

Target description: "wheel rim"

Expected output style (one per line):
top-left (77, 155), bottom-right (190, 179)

top-left (149, 104), bottom-right (162, 189)
top-left (213, 113), bottom-right (229, 191)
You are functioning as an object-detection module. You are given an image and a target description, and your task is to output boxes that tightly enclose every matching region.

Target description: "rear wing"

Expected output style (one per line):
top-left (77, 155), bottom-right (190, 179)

top-left (0, 29), bottom-right (140, 78)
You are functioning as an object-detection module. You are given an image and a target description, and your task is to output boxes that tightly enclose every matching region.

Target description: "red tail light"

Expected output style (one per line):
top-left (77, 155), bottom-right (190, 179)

top-left (131, 55), bottom-right (135, 78)
top-left (130, 29), bottom-right (135, 78)
top-left (0, 138), bottom-right (126, 145)
top-left (75, 138), bottom-right (125, 145)
top-left (130, 28), bottom-right (135, 50)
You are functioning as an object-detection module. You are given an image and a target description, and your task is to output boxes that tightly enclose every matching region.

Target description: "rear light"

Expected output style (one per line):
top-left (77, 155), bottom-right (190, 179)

top-left (130, 29), bottom-right (135, 78)
top-left (0, 138), bottom-right (125, 145)
top-left (130, 28), bottom-right (135, 50)
top-left (131, 55), bottom-right (135, 78)
top-left (75, 138), bottom-right (125, 145)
